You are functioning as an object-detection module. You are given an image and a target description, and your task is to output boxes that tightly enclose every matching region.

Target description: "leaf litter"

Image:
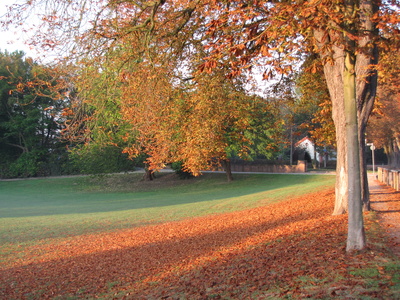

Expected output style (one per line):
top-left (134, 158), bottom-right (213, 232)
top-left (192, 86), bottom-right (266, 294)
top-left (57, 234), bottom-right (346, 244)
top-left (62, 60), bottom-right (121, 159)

top-left (1, 181), bottom-right (399, 299)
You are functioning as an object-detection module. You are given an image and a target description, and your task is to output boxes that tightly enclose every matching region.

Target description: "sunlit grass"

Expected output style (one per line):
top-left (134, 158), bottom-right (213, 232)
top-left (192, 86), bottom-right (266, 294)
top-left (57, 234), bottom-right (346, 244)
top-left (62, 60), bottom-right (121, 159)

top-left (1, 173), bottom-right (399, 299)
top-left (0, 173), bottom-right (335, 259)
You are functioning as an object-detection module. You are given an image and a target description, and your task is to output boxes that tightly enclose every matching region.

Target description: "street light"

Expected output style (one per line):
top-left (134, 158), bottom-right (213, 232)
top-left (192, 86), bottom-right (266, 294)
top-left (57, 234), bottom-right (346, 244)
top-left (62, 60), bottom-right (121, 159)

top-left (366, 141), bottom-right (375, 176)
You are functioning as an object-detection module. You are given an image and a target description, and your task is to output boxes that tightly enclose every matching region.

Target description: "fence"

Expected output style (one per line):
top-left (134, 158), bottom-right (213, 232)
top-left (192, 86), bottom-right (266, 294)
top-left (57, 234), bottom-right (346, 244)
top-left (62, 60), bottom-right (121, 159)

top-left (230, 160), bottom-right (307, 173)
top-left (377, 167), bottom-right (400, 191)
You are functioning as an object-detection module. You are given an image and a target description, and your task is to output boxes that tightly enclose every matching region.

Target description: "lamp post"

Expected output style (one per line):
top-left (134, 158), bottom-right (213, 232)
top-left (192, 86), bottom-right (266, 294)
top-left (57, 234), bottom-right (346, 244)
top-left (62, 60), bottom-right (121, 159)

top-left (366, 142), bottom-right (375, 176)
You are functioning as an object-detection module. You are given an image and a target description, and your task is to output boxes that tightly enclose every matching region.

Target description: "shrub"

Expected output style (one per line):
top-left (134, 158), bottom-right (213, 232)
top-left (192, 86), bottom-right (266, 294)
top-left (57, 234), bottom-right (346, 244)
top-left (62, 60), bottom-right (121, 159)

top-left (171, 161), bottom-right (194, 179)
top-left (70, 145), bottom-right (136, 175)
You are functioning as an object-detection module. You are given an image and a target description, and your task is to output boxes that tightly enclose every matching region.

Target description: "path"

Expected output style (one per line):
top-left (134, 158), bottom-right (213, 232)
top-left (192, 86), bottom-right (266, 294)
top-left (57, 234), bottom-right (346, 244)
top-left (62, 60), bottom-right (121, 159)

top-left (369, 174), bottom-right (400, 257)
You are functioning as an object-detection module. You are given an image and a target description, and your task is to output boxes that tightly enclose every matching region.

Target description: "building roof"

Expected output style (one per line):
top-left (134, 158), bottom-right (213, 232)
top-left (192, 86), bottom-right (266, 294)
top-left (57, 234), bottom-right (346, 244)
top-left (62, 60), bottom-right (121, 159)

top-left (294, 136), bottom-right (314, 147)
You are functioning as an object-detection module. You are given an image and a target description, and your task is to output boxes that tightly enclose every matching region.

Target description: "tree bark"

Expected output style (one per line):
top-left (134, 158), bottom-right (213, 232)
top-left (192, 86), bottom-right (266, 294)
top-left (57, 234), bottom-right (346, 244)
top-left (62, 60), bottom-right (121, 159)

top-left (314, 0), bottom-right (378, 215)
top-left (315, 40), bottom-right (348, 215)
top-left (344, 49), bottom-right (366, 251)
top-left (143, 163), bottom-right (154, 181)
top-left (313, 143), bottom-right (317, 169)
top-left (356, 0), bottom-right (379, 211)
top-left (221, 159), bottom-right (233, 182)
top-left (359, 133), bottom-right (370, 211)
top-left (386, 140), bottom-right (400, 168)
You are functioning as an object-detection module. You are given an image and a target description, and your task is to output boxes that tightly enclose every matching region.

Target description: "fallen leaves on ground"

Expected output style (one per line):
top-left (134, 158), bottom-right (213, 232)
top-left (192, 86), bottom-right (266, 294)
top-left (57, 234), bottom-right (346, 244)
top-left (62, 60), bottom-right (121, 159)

top-left (1, 184), bottom-right (399, 299)
top-left (369, 177), bottom-right (400, 258)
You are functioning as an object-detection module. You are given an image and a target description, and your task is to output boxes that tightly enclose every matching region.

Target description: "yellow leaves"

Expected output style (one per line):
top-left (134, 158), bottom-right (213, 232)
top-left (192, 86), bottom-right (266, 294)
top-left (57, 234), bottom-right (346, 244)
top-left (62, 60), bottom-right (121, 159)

top-left (122, 146), bottom-right (141, 159)
top-left (16, 82), bottom-right (24, 91)
top-left (119, 70), bottom-right (131, 82)
top-left (310, 63), bottom-right (318, 74)
top-left (260, 44), bottom-right (271, 57)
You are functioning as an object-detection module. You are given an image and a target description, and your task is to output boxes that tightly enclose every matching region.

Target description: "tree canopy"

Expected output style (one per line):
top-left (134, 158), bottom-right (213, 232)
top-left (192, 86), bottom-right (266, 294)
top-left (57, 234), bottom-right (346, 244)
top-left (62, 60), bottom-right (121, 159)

top-left (0, 50), bottom-right (71, 177)
top-left (2, 0), bottom-right (400, 251)
top-left (367, 49), bottom-right (400, 168)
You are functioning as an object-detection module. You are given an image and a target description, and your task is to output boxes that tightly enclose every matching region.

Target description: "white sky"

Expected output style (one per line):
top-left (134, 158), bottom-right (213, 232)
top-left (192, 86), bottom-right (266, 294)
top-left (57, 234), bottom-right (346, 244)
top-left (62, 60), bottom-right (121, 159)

top-left (0, 0), bottom-right (276, 95)
top-left (0, 0), bottom-right (41, 58)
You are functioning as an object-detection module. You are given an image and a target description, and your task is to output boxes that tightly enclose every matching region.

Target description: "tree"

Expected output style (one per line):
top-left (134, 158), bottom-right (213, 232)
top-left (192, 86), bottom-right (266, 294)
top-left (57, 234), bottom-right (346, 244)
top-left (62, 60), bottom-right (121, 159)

top-left (269, 56), bottom-right (336, 168)
top-left (106, 48), bottom-right (281, 181)
top-left (173, 68), bottom-right (282, 181)
top-left (241, 95), bottom-right (284, 162)
top-left (367, 50), bottom-right (400, 168)
top-left (32, 0), bottom-right (282, 181)
top-left (200, 0), bottom-right (397, 251)
top-left (60, 56), bottom-right (139, 176)
top-left (119, 62), bottom-right (181, 180)
top-left (296, 55), bottom-right (336, 151)
top-left (4, 0), bottom-right (399, 250)
top-left (0, 50), bottom-right (68, 177)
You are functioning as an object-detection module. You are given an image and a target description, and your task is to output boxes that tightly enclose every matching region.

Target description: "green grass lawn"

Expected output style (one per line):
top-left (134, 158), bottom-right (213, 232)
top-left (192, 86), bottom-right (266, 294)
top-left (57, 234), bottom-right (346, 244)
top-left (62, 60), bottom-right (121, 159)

top-left (0, 172), bottom-right (335, 247)
top-left (1, 172), bottom-right (399, 299)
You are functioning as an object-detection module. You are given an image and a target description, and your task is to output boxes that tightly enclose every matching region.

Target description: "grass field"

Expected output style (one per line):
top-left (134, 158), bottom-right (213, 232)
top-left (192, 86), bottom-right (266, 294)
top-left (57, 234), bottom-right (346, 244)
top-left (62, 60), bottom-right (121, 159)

top-left (0, 172), bottom-right (335, 246)
top-left (1, 172), bottom-right (399, 299)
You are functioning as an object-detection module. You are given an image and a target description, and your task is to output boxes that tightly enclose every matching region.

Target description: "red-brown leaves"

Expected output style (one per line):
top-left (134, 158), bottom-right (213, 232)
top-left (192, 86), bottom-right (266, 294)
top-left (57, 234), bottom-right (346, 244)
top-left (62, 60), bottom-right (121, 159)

top-left (1, 186), bottom-right (399, 299)
top-left (1, 189), bottom-right (335, 297)
top-left (198, 59), bottom-right (218, 73)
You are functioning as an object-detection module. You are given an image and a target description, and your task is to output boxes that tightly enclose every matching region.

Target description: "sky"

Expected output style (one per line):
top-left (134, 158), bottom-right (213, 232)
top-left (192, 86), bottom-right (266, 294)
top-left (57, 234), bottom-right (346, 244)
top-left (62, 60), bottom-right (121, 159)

top-left (0, 0), bottom-right (272, 94)
top-left (0, 0), bottom-right (40, 58)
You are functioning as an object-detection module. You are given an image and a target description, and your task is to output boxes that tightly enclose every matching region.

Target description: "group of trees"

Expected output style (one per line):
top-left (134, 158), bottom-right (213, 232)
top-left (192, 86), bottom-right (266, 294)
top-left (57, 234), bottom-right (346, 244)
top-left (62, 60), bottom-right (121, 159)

top-left (0, 50), bottom-right (138, 177)
top-left (0, 48), bottom-right (327, 180)
top-left (0, 48), bottom-right (333, 180)
top-left (1, 0), bottom-right (399, 251)
top-left (0, 51), bottom-right (68, 177)
top-left (367, 51), bottom-right (400, 167)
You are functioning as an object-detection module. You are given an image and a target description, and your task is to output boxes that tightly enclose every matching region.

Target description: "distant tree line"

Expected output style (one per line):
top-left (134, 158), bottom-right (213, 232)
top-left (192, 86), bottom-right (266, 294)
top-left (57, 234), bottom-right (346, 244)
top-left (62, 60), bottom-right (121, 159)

top-left (0, 50), bottom-right (339, 179)
top-left (0, 50), bottom-right (137, 178)
top-left (1, 49), bottom-right (395, 181)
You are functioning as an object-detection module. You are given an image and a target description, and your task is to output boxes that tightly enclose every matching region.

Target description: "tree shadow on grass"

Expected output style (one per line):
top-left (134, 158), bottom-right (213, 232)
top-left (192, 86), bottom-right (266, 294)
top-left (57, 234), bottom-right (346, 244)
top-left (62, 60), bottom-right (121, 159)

top-left (0, 190), bottom-right (338, 299)
top-left (131, 217), bottom-right (351, 299)
top-left (0, 173), bottom-right (334, 218)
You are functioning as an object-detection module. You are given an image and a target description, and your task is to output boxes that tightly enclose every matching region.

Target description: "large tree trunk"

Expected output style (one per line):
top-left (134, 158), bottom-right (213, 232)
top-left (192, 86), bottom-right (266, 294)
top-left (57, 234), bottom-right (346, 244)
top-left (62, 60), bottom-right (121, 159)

top-left (316, 42), bottom-right (349, 215)
top-left (344, 49), bottom-right (366, 251)
top-left (312, 0), bottom-right (377, 251)
top-left (359, 135), bottom-right (370, 210)
top-left (356, 0), bottom-right (379, 211)
top-left (314, 0), bottom-right (378, 215)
